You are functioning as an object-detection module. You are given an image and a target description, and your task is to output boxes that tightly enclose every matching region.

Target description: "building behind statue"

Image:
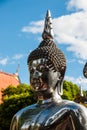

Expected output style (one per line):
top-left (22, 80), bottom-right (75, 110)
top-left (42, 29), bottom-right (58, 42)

top-left (0, 70), bottom-right (20, 103)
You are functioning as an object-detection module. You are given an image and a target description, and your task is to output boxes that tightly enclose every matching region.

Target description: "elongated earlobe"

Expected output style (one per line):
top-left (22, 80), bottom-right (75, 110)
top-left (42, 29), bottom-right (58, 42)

top-left (57, 82), bottom-right (63, 95)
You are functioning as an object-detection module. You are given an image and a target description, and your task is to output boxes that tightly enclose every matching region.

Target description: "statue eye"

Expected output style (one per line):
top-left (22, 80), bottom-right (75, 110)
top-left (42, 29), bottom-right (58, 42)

top-left (37, 65), bottom-right (45, 72)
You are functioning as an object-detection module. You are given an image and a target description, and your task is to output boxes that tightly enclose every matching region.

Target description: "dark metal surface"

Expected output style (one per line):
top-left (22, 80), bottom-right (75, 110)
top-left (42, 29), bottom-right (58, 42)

top-left (10, 10), bottom-right (87, 130)
top-left (10, 99), bottom-right (87, 130)
top-left (83, 62), bottom-right (87, 78)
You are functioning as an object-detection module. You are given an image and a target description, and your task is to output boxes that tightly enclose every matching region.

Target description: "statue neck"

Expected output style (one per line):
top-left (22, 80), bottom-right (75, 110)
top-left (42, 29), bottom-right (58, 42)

top-left (52, 87), bottom-right (62, 103)
top-left (37, 86), bottom-right (62, 104)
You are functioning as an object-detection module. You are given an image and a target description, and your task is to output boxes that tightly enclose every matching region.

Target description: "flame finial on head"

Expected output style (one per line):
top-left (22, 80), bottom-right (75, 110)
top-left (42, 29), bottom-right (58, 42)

top-left (42, 10), bottom-right (54, 40)
top-left (28, 10), bottom-right (66, 78)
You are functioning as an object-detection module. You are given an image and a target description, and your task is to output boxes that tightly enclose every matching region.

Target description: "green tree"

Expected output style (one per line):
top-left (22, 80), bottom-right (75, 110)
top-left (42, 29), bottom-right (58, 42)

top-left (0, 81), bottom-right (81, 130)
top-left (62, 80), bottom-right (80, 100)
top-left (0, 84), bottom-right (36, 130)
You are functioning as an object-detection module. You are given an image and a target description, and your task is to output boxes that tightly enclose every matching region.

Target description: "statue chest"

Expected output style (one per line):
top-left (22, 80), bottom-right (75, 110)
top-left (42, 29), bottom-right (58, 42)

top-left (19, 103), bottom-right (55, 130)
top-left (19, 103), bottom-right (75, 130)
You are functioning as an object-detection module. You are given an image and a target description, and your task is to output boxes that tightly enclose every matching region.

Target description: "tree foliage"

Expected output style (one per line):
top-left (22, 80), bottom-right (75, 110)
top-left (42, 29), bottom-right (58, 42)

top-left (62, 80), bottom-right (80, 100)
top-left (0, 80), bottom-right (81, 130)
top-left (0, 83), bottom-right (36, 130)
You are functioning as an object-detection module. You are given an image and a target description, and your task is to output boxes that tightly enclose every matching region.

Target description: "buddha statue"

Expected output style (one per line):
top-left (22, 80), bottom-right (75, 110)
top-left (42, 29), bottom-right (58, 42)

top-left (10, 10), bottom-right (87, 130)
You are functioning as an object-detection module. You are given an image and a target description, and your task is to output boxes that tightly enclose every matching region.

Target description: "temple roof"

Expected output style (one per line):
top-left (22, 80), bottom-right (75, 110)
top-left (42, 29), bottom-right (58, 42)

top-left (0, 71), bottom-right (20, 103)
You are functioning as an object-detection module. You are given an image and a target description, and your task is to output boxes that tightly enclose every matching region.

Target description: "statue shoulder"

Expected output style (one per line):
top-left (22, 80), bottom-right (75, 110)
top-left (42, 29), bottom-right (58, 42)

top-left (10, 103), bottom-right (37, 130)
top-left (10, 101), bottom-right (87, 130)
top-left (42, 100), bottom-right (87, 130)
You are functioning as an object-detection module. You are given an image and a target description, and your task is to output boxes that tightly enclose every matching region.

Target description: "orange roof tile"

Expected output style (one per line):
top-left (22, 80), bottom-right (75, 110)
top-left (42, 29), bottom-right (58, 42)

top-left (0, 71), bottom-right (20, 103)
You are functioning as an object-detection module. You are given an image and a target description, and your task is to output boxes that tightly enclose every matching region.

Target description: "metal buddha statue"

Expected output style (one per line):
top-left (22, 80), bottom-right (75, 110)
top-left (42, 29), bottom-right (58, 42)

top-left (10, 10), bottom-right (87, 130)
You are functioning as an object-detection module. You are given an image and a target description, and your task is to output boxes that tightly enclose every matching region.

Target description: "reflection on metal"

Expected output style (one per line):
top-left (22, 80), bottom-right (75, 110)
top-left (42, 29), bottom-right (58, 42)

top-left (42, 10), bottom-right (54, 40)
top-left (83, 62), bottom-right (87, 78)
top-left (10, 100), bottom-right (87, 130)
top-left (10, 10), bottom-right (87, 130)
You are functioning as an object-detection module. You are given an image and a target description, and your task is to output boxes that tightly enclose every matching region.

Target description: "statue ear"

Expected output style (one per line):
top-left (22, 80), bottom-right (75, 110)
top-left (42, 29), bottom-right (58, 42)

top-left (57, 72), bottom-right (61, 81)
top-left (57, 81), bottom-right (63, 95)
top-left (56, 72), bottom-right (63, 95)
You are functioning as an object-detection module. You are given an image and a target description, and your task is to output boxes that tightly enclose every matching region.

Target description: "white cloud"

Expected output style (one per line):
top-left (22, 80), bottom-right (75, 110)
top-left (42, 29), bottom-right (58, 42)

top-left (53, 11), bottom-right (87, 60)
top-left (21, 21), bottom-right (43, 34)
top-left (12, 54), bottom-right (24, 60)
top-left (21, 0), bottom-right (87, 60)
top-left (78, 60), bottom-right (85, 65)
top-left (67, 59), bottom-right (76, 63)
top-left (0, 57), bottom-right (8, 65)
top-left (0, 54), bottom-right (24, 66)
top-left (67, 0), bottom-right (87, 11)
top-left (65, 75), bottom-right (87, 90)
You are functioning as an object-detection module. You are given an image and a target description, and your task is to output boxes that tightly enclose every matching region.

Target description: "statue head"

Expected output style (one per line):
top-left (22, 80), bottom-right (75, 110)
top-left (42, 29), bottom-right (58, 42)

top-left (27, 10), bottom-right (66, 99)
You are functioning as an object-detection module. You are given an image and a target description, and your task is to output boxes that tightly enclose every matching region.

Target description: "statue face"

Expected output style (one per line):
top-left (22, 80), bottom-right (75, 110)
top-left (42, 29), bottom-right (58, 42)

top-left (29, 58), bottom-right (61, 93)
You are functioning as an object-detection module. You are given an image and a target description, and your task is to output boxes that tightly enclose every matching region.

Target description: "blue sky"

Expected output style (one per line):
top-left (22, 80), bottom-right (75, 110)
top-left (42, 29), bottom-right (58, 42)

top-left (0, 0), bottom-right (87, 90)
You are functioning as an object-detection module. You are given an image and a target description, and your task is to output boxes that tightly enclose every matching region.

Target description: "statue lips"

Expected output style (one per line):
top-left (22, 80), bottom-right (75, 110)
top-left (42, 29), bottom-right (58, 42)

top-left (35, 83), bottom-right (47, 91)
top-left (41, 83), bottom-right (47, 90)
top-left (40, 78), bottom-right (48, 91)
top-left (31, 78), bottom-right (47, 91)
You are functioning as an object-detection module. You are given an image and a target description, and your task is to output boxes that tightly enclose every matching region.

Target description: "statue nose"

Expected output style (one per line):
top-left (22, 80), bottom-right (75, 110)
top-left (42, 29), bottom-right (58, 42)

top-left (33, 70), bottom-right (41, 78)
